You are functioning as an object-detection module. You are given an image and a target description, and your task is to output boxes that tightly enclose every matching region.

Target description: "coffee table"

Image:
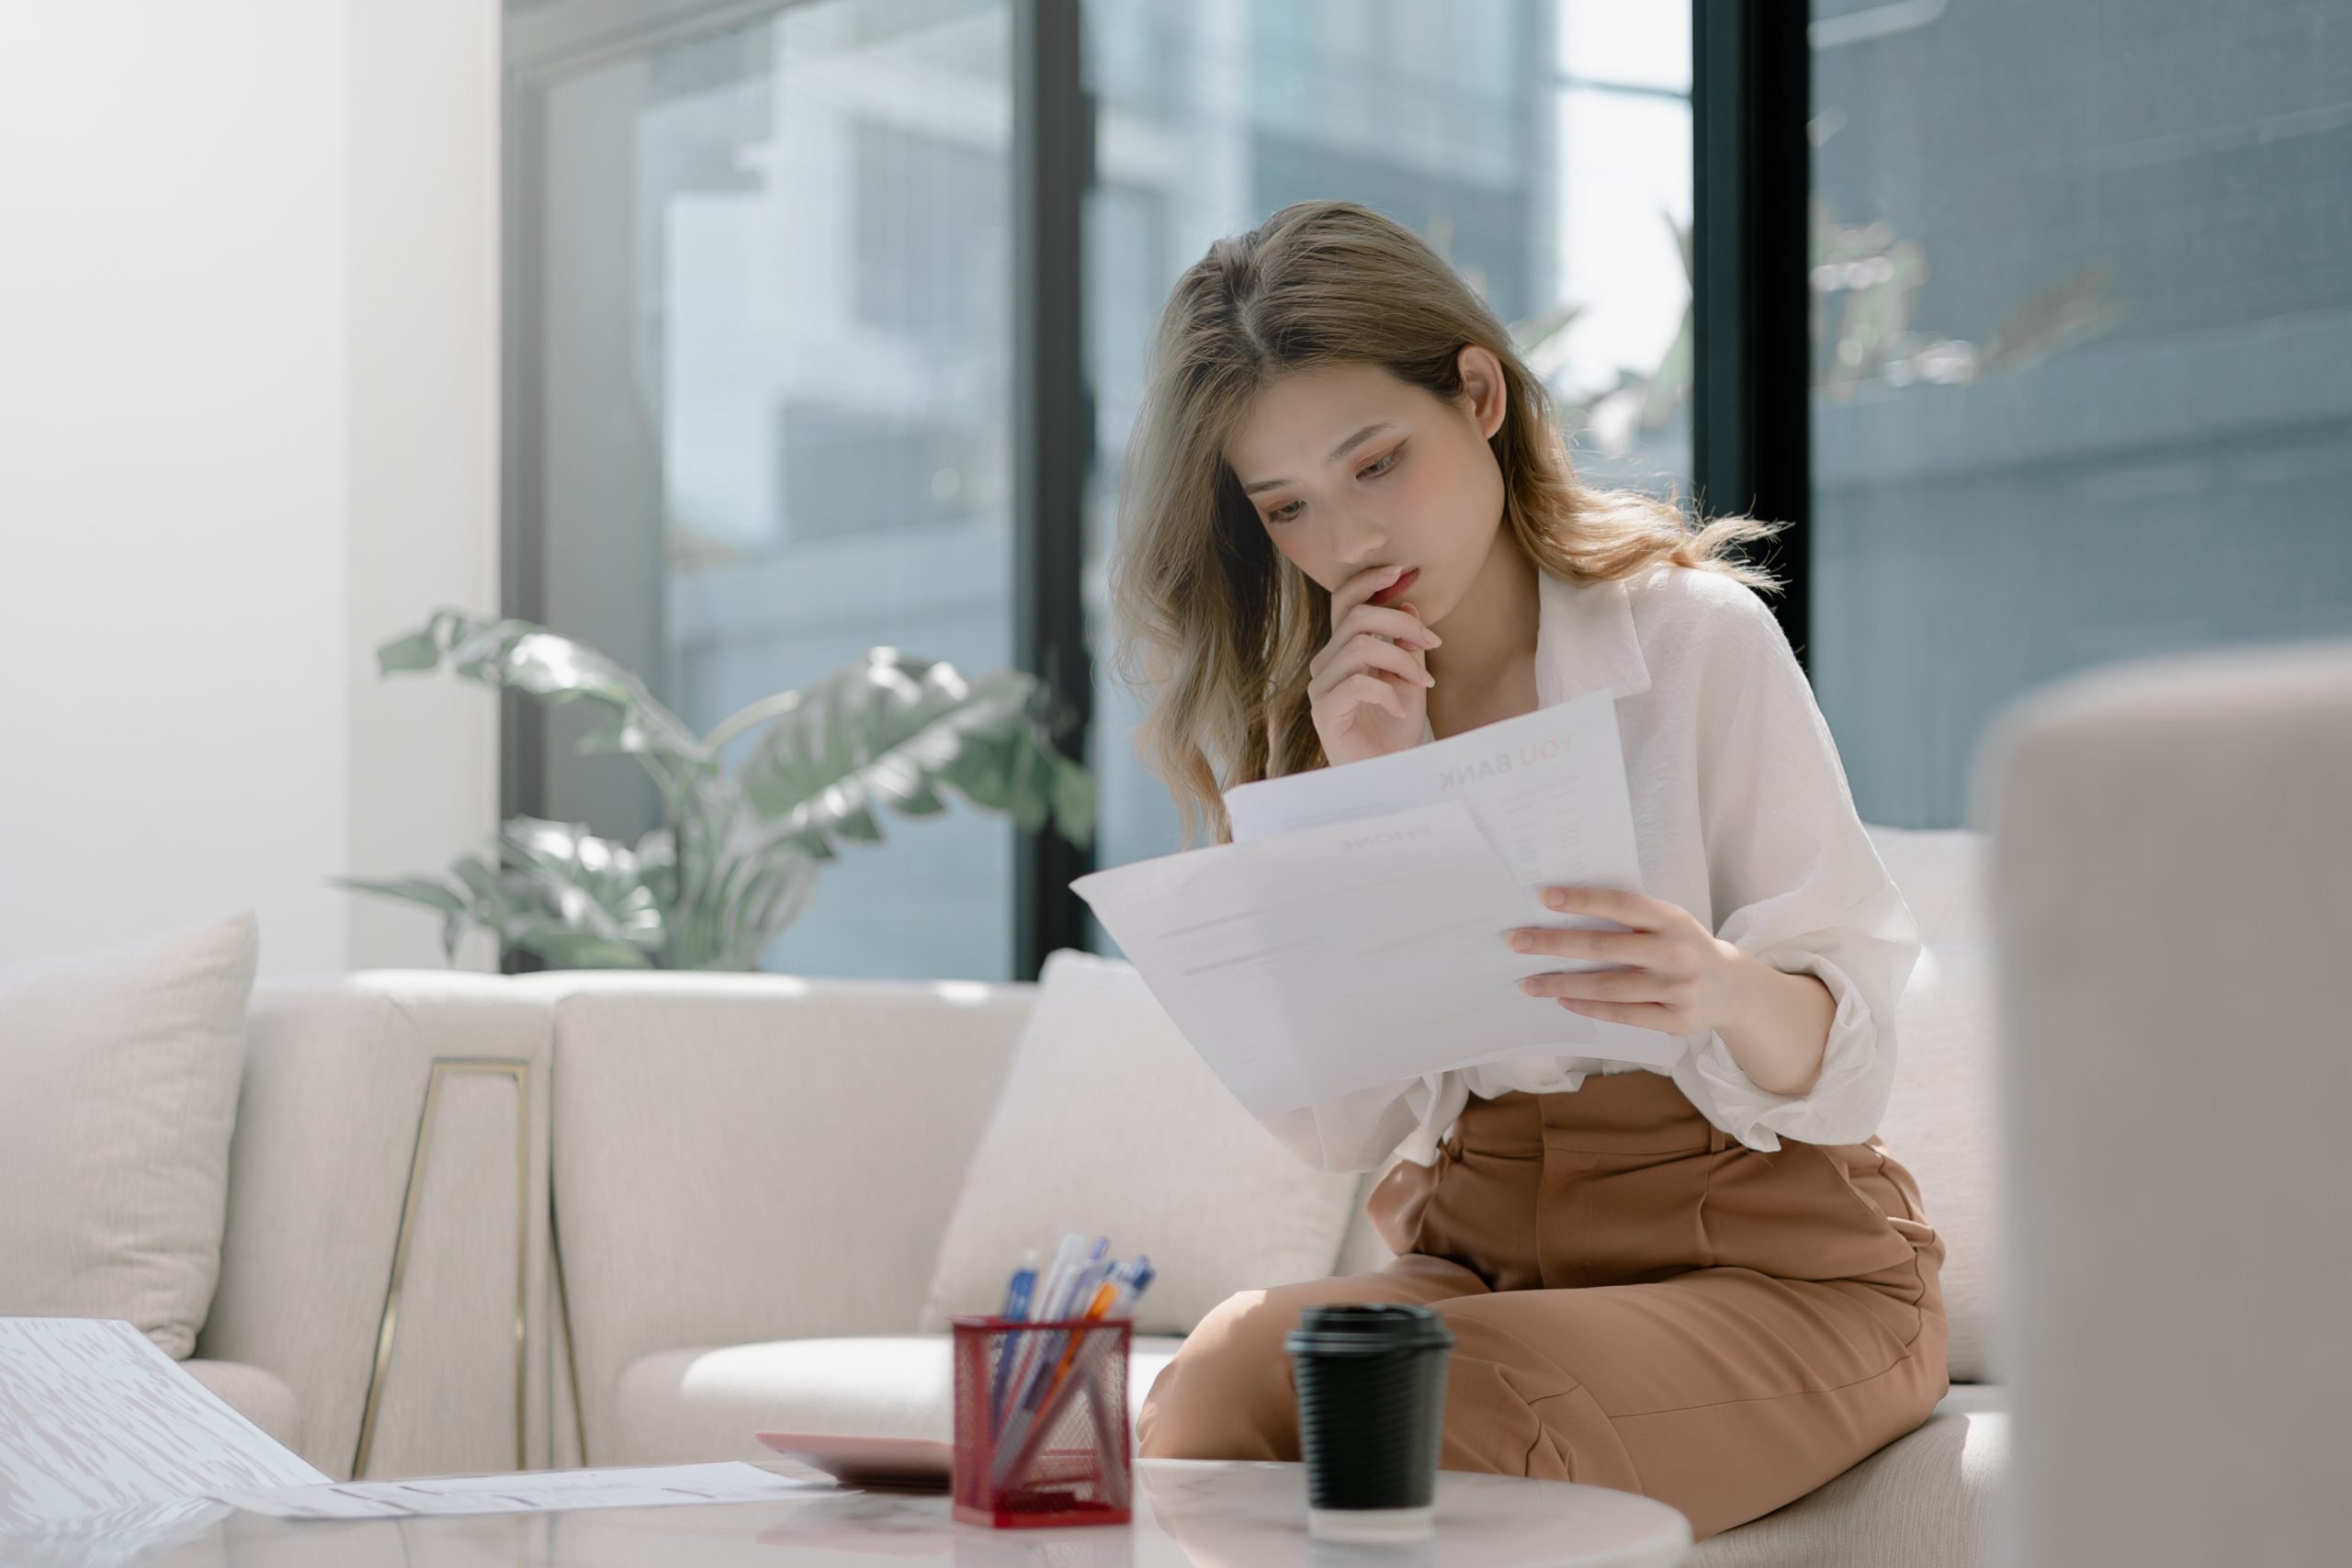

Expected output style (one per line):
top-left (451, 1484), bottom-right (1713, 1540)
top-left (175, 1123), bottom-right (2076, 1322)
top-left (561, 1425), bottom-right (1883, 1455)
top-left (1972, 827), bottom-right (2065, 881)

top-left (66, 1458), bottom-right (1693, 1566)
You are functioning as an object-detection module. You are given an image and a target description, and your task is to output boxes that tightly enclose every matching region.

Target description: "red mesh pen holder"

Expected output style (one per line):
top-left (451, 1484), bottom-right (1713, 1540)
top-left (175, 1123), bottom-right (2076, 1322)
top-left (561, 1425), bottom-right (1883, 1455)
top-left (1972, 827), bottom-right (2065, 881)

top-left (950, 1314), bottom-right (1133, 1528)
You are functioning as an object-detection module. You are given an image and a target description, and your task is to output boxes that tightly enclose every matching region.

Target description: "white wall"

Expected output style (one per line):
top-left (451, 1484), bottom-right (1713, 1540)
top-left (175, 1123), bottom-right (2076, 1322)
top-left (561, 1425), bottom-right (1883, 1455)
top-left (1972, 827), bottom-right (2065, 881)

top-left (345, 0), bottom-right (502, 973)
top-left (0, 1), bottom-right (500, 977)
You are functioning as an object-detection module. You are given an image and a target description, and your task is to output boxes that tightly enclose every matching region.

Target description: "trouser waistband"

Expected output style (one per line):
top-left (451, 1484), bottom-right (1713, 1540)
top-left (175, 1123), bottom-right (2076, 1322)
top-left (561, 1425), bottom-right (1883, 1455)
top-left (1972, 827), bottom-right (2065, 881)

top-left (1453, 1070), bottom-right (1731, 1157)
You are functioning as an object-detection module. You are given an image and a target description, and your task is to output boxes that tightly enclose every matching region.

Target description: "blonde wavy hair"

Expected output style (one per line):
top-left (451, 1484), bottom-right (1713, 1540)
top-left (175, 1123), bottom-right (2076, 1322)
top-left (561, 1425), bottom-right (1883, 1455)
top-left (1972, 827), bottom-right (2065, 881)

top-left (1106, 199), bottom-right (1784, 847)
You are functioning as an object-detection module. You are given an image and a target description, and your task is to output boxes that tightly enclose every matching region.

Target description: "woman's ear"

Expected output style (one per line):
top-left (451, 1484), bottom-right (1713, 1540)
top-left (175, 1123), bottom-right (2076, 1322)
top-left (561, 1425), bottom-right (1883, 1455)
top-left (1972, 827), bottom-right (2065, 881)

top-left (1456, 344), bottom-right (1509, 441)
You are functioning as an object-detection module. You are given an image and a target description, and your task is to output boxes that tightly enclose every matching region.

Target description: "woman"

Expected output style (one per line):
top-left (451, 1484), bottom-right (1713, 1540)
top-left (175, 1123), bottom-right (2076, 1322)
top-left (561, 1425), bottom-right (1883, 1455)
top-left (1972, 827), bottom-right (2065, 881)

top-left (1106, 200), bottom-right (1946, 1543)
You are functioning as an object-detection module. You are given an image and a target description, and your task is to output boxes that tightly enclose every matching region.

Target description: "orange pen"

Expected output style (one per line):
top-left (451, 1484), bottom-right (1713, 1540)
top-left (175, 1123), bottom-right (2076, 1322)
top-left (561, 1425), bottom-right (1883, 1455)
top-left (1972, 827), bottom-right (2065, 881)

top-left (1038, 1279), bottom-right (1120, 1405)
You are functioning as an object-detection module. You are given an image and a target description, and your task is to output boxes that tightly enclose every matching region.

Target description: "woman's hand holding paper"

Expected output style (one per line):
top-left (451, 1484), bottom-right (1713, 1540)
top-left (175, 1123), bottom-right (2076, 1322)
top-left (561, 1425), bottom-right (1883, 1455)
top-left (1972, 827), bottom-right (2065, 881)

top-left (1506, 886), bottom-right (1747, 1037)
top-left (1507, 886), bottom-right (1839, 1098)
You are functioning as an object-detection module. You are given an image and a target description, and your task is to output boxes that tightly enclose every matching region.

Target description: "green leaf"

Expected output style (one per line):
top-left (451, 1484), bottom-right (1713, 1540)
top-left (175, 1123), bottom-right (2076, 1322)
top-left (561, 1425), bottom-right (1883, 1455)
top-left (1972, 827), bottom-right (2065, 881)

top-left (1048, 754), bottom-right (1096, 847)
top-left (375, 610), bottom-right (712, 774)
top-left (738, 653), bottom-right (1058, 856)
top-left (492, 817), bottom-right (665, 955)
top-left (505, 918), bottom-right (657, 970)
top-left (330, 874), bottom-right (467, 916)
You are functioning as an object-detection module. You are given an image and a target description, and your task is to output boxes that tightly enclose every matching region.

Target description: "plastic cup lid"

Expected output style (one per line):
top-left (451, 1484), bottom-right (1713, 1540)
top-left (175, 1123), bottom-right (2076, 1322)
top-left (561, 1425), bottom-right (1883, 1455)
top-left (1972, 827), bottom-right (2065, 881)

top-left (1284, 1303), bottom-right (1456, 1356)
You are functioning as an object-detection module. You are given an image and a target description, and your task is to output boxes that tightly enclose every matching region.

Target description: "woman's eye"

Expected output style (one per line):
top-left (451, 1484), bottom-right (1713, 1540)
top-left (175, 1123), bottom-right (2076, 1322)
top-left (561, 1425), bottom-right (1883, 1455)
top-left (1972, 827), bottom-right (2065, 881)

top-left (1265, 450), bottom-right (1395, 523)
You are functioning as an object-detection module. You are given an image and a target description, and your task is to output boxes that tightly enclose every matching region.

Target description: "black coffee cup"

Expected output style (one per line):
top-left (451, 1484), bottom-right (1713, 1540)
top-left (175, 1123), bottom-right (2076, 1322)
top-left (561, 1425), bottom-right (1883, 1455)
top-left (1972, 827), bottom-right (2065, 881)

top-left (1284, 1303), bottom-right (1455, 1540)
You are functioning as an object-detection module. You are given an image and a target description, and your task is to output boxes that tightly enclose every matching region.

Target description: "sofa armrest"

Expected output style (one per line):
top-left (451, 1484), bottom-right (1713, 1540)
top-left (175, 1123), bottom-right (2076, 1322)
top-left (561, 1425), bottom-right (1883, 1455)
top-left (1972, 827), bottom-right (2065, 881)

top-left (537, 973), bottom-right (1031, 1465)
top-left (200, 973), bottom-right (553, 1480)
top-left (1980, 641), bottom-right (2352, 1565)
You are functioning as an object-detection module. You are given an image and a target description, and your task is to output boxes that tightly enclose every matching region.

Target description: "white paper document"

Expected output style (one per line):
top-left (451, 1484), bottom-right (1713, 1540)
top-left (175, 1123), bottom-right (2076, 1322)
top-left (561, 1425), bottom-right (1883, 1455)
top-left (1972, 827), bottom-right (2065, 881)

top-left (207, 1461), bottom-right (815, 1520)
top-left (0, 1317), bottom-right (325, 1535)
top-left (1073, 691), bottom-right (1683, 1119)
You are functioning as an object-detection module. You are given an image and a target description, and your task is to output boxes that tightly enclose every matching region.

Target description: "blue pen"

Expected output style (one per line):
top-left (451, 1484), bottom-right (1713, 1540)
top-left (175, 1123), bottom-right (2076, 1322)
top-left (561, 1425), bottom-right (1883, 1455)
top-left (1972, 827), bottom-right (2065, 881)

top-left (1001, 1250), bottom-right (1039, 1321)
top-left (1111, 1256), bottom-right (1156, 1316)
top-left (989, 1249), bottom-right (1041, 1433)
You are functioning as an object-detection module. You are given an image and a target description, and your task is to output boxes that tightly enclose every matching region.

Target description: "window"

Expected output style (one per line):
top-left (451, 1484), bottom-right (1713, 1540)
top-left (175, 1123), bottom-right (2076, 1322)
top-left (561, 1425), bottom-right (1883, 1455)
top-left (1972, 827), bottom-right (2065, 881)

top-left (518, 0), bottom-right (1020, 979)
top-left (1080, 0), bottom-right (1697, 941)
top-left (500, 1), bottom-right (2342, 976)
top-left (1805, 0), bottom-right (2352, 826)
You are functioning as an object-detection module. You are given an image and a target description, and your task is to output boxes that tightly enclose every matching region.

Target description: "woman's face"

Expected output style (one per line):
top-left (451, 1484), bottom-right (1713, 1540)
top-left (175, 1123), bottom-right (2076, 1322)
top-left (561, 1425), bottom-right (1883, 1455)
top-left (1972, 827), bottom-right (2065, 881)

top-left (1224, 345), bottom-right (1510, 628)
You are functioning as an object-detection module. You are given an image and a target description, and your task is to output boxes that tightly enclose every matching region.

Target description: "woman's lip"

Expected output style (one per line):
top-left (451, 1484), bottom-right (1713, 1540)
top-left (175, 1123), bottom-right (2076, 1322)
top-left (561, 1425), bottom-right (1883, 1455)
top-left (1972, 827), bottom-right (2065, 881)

top-left (1369, 567), bottom-right (1419, 606)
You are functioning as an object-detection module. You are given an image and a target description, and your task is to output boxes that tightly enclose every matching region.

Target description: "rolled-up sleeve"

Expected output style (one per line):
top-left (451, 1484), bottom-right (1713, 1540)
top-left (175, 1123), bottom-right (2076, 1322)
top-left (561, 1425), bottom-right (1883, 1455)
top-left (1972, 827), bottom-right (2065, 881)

top-left (1669, 589), bottom-right (1921, 1153)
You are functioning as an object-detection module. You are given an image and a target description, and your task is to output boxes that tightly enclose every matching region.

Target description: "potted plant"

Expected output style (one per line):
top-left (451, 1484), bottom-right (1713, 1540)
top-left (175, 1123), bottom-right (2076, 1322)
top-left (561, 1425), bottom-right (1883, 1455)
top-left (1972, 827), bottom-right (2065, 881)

top-left (336, 609), bottom-right (1093, 971)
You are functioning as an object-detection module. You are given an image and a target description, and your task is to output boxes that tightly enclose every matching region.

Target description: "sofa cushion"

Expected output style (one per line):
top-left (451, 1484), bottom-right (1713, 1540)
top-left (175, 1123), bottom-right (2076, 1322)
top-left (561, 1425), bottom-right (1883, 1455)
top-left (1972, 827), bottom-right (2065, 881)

top-left (543, 972), bottom-right (1034, 1469)
top-left (1865, 826), bottom-right (2002, 1384)
top-left (0, 911), bottom-right (259, 1358)
top-left (920, 950), bottom-right (1362, 1337)
top-left (606, 1335), bottom-right (1187, 1467)
top-left (1688, 1384), bottom-right (2007, 1566)
top-left (181, 1359), bottom-right (305, 1456)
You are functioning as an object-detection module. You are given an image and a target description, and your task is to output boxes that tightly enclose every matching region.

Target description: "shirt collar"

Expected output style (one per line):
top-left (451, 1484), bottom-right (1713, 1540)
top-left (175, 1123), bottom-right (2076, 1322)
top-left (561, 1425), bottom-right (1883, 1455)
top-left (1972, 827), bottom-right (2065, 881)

top-left (1534, 567), bottom-right (1654, 706)
top-left (1416, 567), bottom-right (1654, 745)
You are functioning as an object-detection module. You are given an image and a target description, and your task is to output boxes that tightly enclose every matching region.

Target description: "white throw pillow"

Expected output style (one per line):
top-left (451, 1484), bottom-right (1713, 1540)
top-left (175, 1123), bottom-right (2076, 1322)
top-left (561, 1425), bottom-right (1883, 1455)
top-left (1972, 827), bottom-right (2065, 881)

top-left (0, 911), bottom-right (260, 1358)
top-left (920, 949), bottom-right (1362, 1337)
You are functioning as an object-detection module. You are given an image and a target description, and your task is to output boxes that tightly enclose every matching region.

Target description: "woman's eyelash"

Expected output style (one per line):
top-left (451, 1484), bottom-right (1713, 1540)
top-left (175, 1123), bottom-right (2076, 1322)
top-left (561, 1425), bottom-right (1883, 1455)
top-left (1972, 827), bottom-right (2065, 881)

top-left (1264, 449), bottom-right (1400, 523)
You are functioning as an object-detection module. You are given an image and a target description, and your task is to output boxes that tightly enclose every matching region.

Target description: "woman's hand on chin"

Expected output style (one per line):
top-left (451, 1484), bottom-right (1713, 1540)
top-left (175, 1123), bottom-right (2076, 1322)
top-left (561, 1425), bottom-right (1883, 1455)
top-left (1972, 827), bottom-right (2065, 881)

top-left (1308, 561), bottom-right (1439, 765)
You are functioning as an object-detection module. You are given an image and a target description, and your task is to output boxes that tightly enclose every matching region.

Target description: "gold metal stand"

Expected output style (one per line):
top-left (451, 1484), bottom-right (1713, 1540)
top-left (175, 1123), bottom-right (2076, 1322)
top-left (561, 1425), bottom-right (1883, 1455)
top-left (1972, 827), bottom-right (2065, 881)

top-left (353, 1058), bottom-right (531, 1478)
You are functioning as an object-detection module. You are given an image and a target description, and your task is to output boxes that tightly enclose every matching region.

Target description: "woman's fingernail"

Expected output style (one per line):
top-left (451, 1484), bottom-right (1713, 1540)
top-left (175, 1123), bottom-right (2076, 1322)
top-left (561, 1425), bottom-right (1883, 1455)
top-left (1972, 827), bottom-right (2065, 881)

top-left (1510, 931), bottom-right (1534, 952)
top-left (1544, 889), bottom-right (1569, 909)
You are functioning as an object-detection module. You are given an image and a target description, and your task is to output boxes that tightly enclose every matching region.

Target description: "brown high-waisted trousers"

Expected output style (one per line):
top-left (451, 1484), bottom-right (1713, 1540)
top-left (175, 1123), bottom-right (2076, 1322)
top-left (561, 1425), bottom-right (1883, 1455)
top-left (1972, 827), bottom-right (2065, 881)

top-left (1135, 1070), bottom-right (1949, 1542)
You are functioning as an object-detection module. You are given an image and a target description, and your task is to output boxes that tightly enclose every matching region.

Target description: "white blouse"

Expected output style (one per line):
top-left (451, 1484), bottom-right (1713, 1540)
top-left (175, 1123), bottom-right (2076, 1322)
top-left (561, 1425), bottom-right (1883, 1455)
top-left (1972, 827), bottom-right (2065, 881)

top-left (1260, 561), bottom-right (1921, 1173)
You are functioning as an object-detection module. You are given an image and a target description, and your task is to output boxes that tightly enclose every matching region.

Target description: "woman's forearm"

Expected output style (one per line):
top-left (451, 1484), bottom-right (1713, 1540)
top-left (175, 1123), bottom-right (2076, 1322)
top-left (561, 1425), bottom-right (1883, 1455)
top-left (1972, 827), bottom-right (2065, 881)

top-left (1710, 942), bottom-right (1838, 1097)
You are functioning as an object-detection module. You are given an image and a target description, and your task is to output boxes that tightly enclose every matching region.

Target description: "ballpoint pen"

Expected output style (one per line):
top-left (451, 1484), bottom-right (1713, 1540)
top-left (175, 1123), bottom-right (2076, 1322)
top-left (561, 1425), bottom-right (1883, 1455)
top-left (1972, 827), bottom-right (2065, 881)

top-left (998, 1236), bottom-right (1106, 1436)
top-left (1046, 1252), bottom-right (1153, 1397)
top-left (988, 1249), bottom-right (1041, 1432)
top-left (997, 1234), bottom-right (1086, 1436)
top-left (1001, 1250), bottom-right (1039, 1322)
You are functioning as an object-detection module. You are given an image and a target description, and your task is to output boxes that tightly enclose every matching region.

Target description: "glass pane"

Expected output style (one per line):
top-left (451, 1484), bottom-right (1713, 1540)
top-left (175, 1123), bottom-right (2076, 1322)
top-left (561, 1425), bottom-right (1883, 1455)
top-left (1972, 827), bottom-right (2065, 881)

top-left (535, 0), bottom-right (1018, 978)
top-left (1808, 0), bottom-right (2352, 827)
top-left (1080, 0), bottom-right (1694, 947)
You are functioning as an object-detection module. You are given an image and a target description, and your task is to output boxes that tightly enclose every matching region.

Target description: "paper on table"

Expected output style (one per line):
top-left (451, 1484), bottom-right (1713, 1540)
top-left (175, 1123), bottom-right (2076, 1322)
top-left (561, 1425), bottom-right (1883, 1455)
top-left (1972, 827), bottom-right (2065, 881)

top-left (0, 1317), bottom-right (325, 1535)
top-left (207, 1461), bottom-right (818, 1520)
top-left (1073, 694), bottom-right (1685, 1121)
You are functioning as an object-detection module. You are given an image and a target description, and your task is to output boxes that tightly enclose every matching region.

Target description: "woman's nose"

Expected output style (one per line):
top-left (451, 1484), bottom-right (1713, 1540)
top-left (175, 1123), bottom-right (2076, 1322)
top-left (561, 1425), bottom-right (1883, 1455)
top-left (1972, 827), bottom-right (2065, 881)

top-left (1329, 513), bottom-right (1388, 568)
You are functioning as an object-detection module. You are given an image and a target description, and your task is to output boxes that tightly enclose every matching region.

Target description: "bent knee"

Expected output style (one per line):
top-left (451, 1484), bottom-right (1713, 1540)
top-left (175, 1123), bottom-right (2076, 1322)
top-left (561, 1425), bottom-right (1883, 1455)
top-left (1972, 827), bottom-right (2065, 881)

top-left (1159, 1273), bottom-right (1466, 1402)
top-left (1176, 1286), bottom-right (1312, 1379)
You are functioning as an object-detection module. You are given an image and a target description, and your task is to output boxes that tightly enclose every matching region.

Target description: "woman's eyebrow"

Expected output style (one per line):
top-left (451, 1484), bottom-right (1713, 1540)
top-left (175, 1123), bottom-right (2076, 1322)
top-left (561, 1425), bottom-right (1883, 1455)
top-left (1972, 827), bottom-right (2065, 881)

top-left (1241, 422), bottom-right (1396, 495)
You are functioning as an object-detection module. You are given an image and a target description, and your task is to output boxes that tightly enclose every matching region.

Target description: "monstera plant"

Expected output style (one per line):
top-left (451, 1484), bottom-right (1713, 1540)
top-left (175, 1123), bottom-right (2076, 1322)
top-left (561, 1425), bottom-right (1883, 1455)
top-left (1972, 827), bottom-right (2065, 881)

top-left (335, 609), bottom-right (1094, 970)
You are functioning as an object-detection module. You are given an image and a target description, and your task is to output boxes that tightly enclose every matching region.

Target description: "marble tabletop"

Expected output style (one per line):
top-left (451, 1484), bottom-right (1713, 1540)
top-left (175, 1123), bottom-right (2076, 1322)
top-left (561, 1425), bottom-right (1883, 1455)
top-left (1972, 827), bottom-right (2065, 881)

top-left (9, 1459), bottom-right (1693, 1568)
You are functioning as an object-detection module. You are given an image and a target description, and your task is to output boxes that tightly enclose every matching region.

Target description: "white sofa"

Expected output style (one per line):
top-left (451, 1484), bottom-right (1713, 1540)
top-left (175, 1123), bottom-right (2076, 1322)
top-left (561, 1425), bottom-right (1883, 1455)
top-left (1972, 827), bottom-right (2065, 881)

top-left (184, 820), bottom-right (2002, 1566)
